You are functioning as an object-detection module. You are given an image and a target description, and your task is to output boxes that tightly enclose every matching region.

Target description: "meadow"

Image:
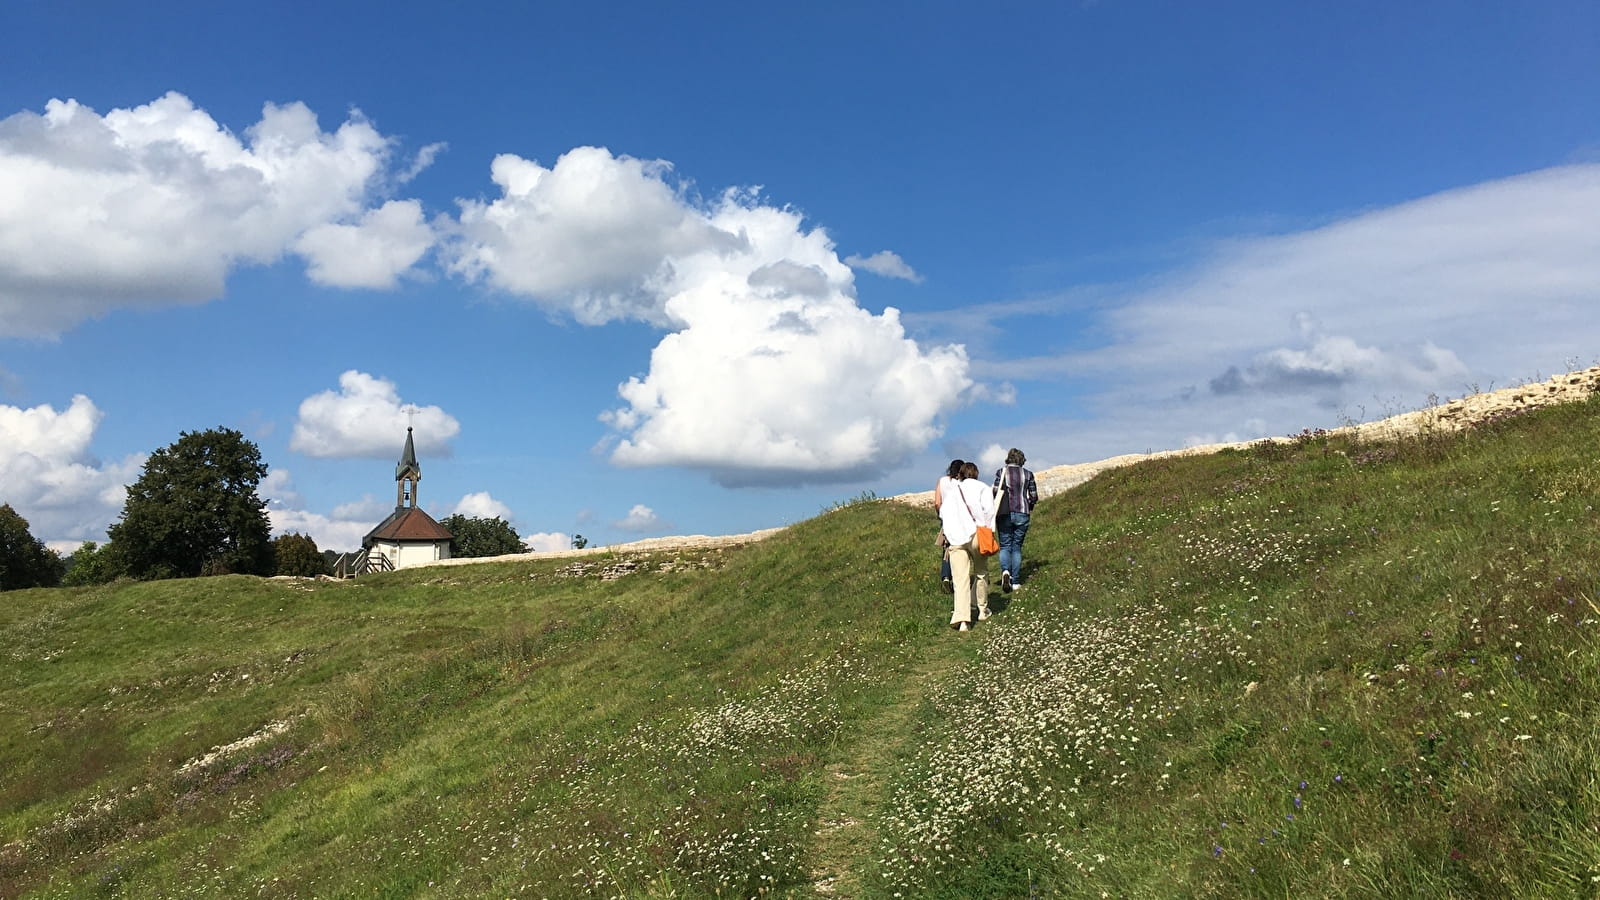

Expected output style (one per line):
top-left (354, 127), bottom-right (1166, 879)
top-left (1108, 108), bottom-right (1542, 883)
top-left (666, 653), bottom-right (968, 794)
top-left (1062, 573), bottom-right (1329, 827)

top-left (3, 390), bottom-right (1599, 898)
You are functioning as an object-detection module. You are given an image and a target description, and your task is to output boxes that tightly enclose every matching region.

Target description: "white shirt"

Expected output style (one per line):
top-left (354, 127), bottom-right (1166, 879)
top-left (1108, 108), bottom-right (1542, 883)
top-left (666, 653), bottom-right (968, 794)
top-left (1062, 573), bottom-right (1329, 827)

top-left (938, 477), bottom-right (995, 547)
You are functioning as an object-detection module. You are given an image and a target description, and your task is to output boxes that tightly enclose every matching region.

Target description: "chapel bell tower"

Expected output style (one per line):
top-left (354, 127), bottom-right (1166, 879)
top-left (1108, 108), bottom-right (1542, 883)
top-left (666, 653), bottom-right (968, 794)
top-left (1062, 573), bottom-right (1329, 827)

top-left (395, 426), bottom-right (422, 508)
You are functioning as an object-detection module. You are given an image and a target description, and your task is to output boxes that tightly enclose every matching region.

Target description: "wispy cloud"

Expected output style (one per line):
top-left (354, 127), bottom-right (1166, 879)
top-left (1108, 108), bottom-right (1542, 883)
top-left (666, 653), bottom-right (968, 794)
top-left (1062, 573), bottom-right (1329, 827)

top-left (845, 250), bottom-right (924, 283)
top-left (959, 164), bottom-right (1600, 464)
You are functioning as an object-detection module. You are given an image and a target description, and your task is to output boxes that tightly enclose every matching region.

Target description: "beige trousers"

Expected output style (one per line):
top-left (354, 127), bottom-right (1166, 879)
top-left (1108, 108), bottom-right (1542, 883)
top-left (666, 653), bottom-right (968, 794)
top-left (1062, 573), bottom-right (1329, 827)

top-left (948, 537), bottom-right (990, 625)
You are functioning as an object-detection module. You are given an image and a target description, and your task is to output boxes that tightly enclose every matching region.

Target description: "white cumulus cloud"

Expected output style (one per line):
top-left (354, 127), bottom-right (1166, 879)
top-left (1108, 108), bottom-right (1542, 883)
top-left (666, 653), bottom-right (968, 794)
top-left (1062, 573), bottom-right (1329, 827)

top-left (522, 531), bottom-right (573, 552)
top-left (290, 370), bottom-right (460, 459)
top-left (453, 491), bottom-right (514, 521)
top-left (612, 504), bottom-right (665, 533)
top-left (444, 147), bottom-right (975, 485)
top-left (977, 444), bottom-right (1008, 474)
top-left (445, 146), bottom-right (727, 325)
top-left (0, 92), bottom-right (424, 337)
top-left (295, 199), bottom-right (435, 289)
top-left (0, 395), bottom-right (144, 544)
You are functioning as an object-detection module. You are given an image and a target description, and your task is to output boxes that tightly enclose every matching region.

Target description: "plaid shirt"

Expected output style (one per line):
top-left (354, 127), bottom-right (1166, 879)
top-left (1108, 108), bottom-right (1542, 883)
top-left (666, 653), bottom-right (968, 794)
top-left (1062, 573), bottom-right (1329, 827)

top-left (993, 465), bottom-right (1038, 515)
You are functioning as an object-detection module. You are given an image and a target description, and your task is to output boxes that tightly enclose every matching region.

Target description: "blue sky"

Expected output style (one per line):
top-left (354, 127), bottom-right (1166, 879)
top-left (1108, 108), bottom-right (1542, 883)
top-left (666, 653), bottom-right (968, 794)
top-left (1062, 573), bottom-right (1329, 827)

top-left (3, 1), bottom-right (1598, 553)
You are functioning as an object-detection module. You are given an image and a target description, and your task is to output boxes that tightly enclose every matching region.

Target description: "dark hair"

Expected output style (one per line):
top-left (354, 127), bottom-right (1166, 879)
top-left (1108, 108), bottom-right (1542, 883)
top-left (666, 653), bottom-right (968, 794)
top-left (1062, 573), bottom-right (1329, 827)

top-left (945, 459), bottom-right (965, 478)
top-left (961, 461), bottom-right (980, 479)
top-left (1006, 448), bottom-right (1026, 466)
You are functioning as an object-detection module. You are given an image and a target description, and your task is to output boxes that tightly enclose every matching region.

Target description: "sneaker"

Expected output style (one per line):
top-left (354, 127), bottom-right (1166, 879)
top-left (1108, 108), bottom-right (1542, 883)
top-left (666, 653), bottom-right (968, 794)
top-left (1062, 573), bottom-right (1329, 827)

top-left (942, 576), bottom-right (954, 594)
top-left (958, 622), bottom-right (970, 632)
top-left (1000, 571), bottom-right (1012, 593)
top-left (977, 609), bottom-right (991, 621)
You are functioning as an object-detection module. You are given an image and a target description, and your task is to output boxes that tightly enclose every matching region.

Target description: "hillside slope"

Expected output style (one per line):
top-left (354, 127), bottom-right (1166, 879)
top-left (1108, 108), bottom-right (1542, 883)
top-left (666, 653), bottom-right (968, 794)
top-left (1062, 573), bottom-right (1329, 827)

top-left (3, 387), bottom-right (1599, 898)
top-left (423, 366), bottom-right (1600, 564)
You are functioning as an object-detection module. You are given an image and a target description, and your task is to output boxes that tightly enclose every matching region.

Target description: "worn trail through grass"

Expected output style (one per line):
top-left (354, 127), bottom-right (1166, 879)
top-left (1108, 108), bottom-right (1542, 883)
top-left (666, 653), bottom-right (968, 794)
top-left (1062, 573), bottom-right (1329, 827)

top-left (805, 626), bottom-right (971, 897)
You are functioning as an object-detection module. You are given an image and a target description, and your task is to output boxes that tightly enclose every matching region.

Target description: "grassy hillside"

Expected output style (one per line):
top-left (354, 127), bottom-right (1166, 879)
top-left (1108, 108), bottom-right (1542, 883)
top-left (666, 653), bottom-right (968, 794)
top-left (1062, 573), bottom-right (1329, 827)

top-left (4, 393), bottom-right (1599, 898)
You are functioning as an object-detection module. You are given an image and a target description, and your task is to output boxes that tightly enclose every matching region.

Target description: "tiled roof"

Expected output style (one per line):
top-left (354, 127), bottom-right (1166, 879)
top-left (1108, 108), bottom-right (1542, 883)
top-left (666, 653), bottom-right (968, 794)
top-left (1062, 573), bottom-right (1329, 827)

top-left (364, 506), bottom-right (453, 544)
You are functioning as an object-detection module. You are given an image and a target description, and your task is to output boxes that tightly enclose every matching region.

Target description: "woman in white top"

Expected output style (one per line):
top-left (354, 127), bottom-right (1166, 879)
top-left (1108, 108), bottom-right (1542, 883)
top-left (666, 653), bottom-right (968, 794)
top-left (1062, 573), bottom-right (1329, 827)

top-left (938, 461), bottom-right (996, 631)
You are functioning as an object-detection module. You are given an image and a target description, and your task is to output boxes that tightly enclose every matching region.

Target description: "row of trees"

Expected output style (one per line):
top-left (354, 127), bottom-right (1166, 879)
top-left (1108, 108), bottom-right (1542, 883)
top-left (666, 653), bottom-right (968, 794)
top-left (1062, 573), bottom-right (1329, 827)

top-left (2, 427), bottom-right (559, 590)
top-left (0, 427), bottom-right (273, 589)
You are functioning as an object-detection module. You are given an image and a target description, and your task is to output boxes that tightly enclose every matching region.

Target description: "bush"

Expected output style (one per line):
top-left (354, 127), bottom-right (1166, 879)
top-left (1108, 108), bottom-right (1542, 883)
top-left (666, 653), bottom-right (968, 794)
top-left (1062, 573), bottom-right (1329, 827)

top-left (62, 541), bottom-right (118, 586)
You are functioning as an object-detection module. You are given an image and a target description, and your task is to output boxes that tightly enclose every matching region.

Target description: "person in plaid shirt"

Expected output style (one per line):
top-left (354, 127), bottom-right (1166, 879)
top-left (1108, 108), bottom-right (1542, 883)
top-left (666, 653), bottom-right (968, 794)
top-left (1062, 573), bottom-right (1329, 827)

top-left (992, 448), bottom-right (1038, 592)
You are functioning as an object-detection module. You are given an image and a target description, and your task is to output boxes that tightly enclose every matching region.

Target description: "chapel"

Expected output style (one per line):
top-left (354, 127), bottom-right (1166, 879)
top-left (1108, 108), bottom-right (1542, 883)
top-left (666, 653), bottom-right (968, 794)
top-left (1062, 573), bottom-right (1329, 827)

top-left (357, 427), bottom-right (453, 571)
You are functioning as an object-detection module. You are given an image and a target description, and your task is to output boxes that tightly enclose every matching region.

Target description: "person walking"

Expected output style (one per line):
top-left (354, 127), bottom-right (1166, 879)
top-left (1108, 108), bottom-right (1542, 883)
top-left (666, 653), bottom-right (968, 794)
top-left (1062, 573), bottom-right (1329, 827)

top-left (939, 461), bottom-right (995, 631)
top-left (933, 459), bottom-right (964, 593)
top-left (992, 448), bottom-right (1039, 593)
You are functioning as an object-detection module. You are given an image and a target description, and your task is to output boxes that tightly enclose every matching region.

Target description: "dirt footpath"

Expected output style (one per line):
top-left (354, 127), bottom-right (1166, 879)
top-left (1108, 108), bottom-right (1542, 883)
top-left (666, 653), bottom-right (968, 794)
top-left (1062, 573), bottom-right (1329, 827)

top-left (418, 366), bottom-right (1600, 567)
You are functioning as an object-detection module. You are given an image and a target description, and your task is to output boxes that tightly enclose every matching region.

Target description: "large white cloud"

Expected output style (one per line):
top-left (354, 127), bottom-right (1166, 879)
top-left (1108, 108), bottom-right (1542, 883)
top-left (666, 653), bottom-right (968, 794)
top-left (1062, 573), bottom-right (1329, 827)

top-left (446, 147), bottom-right (729, 325)
top-left (963, 163), bottom-right (1600, 467)
top-left (290, 370), bottom-right (460, 459)
top-left (604, 199), bottom-right (971, 484)
top-left (0, 395), bottom-right (143, 544)
top-left (0, 92), bottom-right (430, 336)
top-left (443, 147), bottom-right (975, 484)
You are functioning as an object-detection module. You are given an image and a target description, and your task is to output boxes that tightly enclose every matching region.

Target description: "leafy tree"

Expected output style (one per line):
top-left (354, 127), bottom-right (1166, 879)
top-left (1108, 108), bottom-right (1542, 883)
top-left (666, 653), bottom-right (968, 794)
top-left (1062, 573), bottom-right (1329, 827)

top-left (571, 534), bottom-right (588, 550)
top-left (0, 504), bottom-right (63, 590)
top-left (62, 541), bottom-right (118, 586)
top-left (272, 532), bottom-right (328, 577)
top-left (108, 428), bottom-right (274, 580)
top-left (440, 514), bottom-right (526, 558)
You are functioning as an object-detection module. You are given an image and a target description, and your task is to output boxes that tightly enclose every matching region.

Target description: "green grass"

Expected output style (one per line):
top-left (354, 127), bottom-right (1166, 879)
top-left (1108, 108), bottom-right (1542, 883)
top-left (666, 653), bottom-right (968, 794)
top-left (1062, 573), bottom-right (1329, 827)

top-left (4, 395), bottom-right (1600, 897)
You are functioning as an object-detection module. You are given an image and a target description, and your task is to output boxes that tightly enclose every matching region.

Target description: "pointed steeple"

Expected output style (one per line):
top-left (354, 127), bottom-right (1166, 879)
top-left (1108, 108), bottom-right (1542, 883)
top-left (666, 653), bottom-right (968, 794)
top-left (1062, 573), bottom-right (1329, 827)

top-left (395, 427), bottom-right (422, 508)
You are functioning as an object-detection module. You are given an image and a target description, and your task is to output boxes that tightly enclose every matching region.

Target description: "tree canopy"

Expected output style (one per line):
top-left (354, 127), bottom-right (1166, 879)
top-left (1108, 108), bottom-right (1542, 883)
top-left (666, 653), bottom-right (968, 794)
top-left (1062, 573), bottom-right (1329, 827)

top-left (440, 514), bottom-right (526, 558)
top-left (0, 504), bottom-right (63, 590)
top-left (107, 428), bottom-right (274, 579)
top-left (272, 532), bottom-right (328, 577)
